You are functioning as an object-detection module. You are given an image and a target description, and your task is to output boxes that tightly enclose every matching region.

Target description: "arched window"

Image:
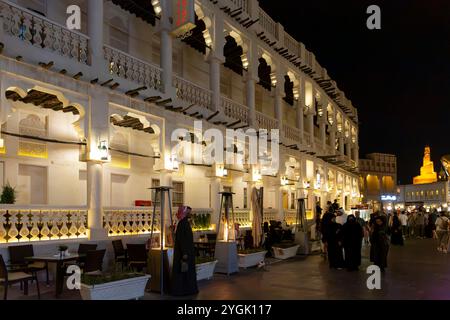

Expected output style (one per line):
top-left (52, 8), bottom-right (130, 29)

top-left (258, 58), bottom-right (271, 91)
top-left (283, 75), bottom-right (294, 106)
top-left (223, 35), bottom-right (243, 76)
top-left (182, 15), bottom-right (207, 55)
top-left (109, 16), bottom-right (129, 53)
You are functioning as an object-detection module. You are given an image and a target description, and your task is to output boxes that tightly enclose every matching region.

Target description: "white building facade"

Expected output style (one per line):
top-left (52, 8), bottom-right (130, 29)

top-left (0, 0), bottom-right (360, 246)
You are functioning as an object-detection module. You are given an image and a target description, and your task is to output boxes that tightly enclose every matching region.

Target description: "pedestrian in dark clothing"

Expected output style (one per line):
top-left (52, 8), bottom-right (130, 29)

top-left (390, 213), bottom-right (404, 245)
top-left (171, 206), bottom-right (199, 296)
top-left (371, 216), bottom-right (389, 272)
top-left (326, 216), bottom-right (345, 269)
top-left (342, 215), bottom-right (363, 271)
top-left (425, 214), bottom-right (435, 238)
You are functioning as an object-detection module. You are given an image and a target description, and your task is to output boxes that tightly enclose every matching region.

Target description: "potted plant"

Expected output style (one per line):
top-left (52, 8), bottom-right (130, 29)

top-left (80, 272), bottom-right (151, 300)
top-left (238, 248), bottom-right (267, 269)
top-left (0, 182), bottom-right (16, 204)
top-left (195, 256), bottom-right (217, 281)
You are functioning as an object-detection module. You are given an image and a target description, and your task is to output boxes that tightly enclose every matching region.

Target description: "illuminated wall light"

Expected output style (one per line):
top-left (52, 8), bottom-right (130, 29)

top-left (241, 55), bottom-right (249, 69)
top-left (281, 176), bottom-right (288, 186)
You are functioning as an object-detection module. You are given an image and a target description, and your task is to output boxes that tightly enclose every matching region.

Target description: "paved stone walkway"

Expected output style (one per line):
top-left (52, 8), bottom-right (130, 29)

top-left (5, 238), bottom-right (450, 300)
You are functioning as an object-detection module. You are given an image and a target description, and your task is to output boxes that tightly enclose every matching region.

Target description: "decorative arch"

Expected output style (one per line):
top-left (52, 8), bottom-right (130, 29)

top-left (223, 35), bottom-right (244, 76)
top-left (5, 86), bottom-right (86, 139)
top-left (258, 55), bottom-right (272, 91)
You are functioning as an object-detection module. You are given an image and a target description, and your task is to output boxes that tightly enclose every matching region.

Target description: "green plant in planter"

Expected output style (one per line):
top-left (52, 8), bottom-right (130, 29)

top-left (0, 182), bottom-right (16, 204)
top-left (81, 272), bottom-right (145, 286)
top-left (238, 248), bottom-right (266, 255)
top-left (195, 256), bottom-right (216, 265)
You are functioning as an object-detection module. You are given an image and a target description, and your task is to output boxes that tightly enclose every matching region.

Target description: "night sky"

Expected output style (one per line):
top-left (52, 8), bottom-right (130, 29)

top-left (258, 0), bottom-right (450, 184)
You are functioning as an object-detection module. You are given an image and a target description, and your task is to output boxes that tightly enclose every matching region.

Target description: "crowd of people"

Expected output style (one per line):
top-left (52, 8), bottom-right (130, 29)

top-left (318, 200), bottom-right (390, 272)
top-left (317, 201), bottom-right (450, 273)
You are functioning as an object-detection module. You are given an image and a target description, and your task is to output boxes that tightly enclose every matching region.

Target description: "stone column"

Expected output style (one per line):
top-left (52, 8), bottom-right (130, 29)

top-left (338, 133), bottom-right (345, 156)
top-left (246, 38), bottom-right (258, 127)
top-left (88, 0), bottom-right (105, 69)
top-left (86, 86), bottom-right (109, 240)
top-left (160, 1), bottom-right (173, 94)
top-left (209, 13), bottom-right (225, 112)
top-left (329, 127), bottom-right (336, 155)
top-left (274, 71), bottom-right (283, 133)
top-left (210, 178), bottom-right (221, 230)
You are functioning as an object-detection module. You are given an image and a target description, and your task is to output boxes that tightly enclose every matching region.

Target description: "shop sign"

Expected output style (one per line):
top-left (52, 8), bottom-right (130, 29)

top-left (172, 0), bottom-right (195, 37)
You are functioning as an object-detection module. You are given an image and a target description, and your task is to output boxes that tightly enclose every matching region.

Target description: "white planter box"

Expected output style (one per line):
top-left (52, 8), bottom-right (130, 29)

top-left (272, 245), bottom-right (300, 260)
top-left (238, 251), bottom-right (267, 268)
top-left (80, 275), bottom-right (151, 300)
top-left (196, 260), bottom-right (218, 281)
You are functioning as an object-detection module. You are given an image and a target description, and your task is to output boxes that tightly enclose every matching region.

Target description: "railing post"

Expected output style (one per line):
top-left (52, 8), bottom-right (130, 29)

top-left (274, 68), bottom-right (284, 134)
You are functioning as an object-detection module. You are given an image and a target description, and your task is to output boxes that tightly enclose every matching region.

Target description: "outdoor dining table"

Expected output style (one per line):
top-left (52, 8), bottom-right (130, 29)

top-left (25, 254), bottom-right (85, 297)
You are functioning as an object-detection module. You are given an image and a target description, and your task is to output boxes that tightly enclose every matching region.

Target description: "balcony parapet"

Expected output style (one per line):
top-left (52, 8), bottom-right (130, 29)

top-left (104, 45), bottom-right (162, 92)
top-left (173, 75), bottom-right (213, 111)
top-left (0, 0), bottom-right (89, 65)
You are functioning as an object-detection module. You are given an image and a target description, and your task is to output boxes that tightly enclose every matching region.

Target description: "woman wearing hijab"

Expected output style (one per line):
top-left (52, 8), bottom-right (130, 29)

top-left (372, 216), bottom-right (389, 272)
top-left (170, 206), bottom-right (199, 296)
top-left (326, 216), bottom-right (345, 269)
top-left (342, 215), bottom-right (363, 271)
top-left (390, 212), bottom-right (404, 245)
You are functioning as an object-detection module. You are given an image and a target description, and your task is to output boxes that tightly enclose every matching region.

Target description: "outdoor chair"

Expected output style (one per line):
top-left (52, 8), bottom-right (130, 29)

top-left (126, 244), bottom-right (147, 272)
top-left (83, 249), bottom-right (106, 275)
top-left (8, 244), bottom-right (49, 285)
top-left (112, 240), bottom-right (128, 270)
top-left (76, 243), bottom-right (98, 265)
top-left (0, 254), bottom-right (40, 300)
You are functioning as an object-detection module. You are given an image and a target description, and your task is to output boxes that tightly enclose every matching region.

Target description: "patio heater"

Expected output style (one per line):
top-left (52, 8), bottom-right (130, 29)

top-left (148, 186), bottom-right (174, 295)
top-left (294, 198), bottom-right (310, 255)
top-left (214, 192), bottom-right (239, 275)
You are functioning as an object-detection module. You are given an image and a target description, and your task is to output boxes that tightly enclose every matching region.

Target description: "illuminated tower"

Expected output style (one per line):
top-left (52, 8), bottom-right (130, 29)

top-left (413, 146), bottom-right (438, 184)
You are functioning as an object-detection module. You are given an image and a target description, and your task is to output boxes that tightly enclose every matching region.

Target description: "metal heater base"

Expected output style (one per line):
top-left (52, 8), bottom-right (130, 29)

top-left (214, 241), bottom-right (239, 275)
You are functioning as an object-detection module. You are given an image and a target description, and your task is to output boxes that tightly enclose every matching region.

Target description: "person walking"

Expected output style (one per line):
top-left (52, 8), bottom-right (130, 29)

top-left (171, 206), bottom-right (199, 296)
top-left (435, 212), bottom-right (449, 253)
top-left (320, 207), bottom-right (336, 258)
top-left (425, 213), bottom-right (435, 238)
top-left (371, 216), bottom-right (389, 272)
top-left (415, 212), bottom-right (425, 239)
top-left (342, 215), bottom-right (364, 271)
top-left (325, 216), bottom-right (345, 269)
top-left (355, 211), bottom-right (369, 245)
top-left (315, 202), bottom-right (323, 241)
top-left (390, 211), bottom-right (404, 246)
top-left (399, 211), bottom-right (408, 239)
top-left (336, 208), bottom-right (348, 225)
top-left (408, 211), bottom-right (416, 238)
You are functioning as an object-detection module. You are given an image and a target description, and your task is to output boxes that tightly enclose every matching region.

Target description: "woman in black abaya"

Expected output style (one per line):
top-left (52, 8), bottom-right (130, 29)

top-left (390, 212), bottom-right (404, 245)
top-left (372, 216), bottom-right (389, 272)
top-left (342, 215), bottom-right (363, 271)
top-left (171, 206), bottom-right (199, 296)
top-left (326, 216), bottom-right (345, 269)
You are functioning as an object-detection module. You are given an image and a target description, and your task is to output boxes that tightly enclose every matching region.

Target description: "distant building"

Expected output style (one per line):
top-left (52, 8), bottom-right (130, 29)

top-left (397, 147), bottom-right (449, 212)
top-left (413, 146), bottom-right (438, 184)
top-left (359, 153), bottom-right (397, 211)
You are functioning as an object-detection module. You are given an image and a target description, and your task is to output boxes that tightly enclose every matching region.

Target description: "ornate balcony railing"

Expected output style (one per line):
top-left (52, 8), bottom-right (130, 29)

top-left (303, 132), bottom-right (312, 147)
top-left (283, 124), bottom-right (301, 143)
top-left (233, 209), bottom-right (251, 228)
top-left (104, 45), bottom-right (162, 91)
top-left (255, 111), bottom-right (278, 131)
top-left (258, 8), bottom-right (278, 40)
top-left (284, 209), bottom-right (297, 225)
top-left (0, 0), bottom-right (89, 64)
top-left (221, 96), bottom-right (249, 124)
top-left (263, 209), bottom-right (277, 223)
top-left (103, 207), bottom-right (155, 237)
top-left (228, 0), bottom-right (249, 14)
top-left (173, 75), bottom-right (213, 110)
top-left (103, 207), bottom-right (215, 236)
top-left (284, 32), bottom-right (299, 57)
top-left (0, 206), bottom-right (88, 243)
